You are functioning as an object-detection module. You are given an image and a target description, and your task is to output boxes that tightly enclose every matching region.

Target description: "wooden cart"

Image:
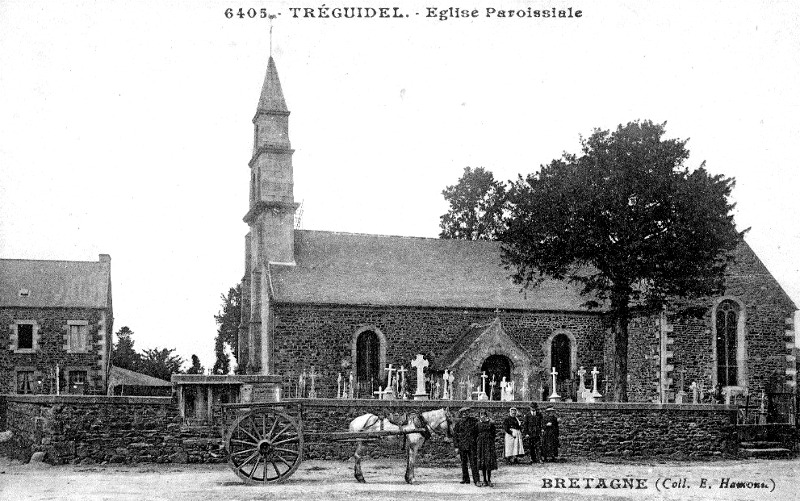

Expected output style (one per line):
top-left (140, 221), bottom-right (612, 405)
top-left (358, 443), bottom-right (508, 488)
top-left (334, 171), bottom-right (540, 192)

top-left (222, 401), bottom-right (426, 484)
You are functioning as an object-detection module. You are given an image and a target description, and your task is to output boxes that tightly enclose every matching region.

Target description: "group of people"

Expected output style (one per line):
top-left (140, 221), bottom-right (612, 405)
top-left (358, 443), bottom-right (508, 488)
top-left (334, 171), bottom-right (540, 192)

top-left (453, 404), bottom-right (559, 487)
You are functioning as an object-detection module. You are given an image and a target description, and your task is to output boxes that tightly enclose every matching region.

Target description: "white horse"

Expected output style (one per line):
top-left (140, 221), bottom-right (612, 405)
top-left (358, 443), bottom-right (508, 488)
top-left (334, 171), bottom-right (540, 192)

top-left (349, 408), bottom-right (453, 484)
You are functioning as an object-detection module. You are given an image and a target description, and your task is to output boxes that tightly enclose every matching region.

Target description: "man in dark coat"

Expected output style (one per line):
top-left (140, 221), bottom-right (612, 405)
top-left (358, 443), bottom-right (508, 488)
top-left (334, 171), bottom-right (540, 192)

top-left (541, 406), bottom-right (559, 462)
top-left (523, 404), bottom-right (543, 464)
top-left (453, 407), bottom-right (480, 485)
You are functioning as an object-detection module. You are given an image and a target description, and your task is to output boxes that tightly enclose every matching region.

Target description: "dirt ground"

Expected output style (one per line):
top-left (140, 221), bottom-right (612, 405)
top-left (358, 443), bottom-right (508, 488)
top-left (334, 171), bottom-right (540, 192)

top-left (1, 456), bottom-right (798, 501)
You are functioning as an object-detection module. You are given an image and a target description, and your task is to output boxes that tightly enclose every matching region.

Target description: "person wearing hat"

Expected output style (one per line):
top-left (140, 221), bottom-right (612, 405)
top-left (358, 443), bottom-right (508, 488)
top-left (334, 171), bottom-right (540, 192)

top-left (502, 407), bottom-right (524, 464)
top-left (523, 403), bottom-right (543, 464)
top-left (541, 405), bottom-right (559, 462)
top-left (475, 409), bottom-right (498, 487)
top-left (453, 407), bottom-right (480, 486)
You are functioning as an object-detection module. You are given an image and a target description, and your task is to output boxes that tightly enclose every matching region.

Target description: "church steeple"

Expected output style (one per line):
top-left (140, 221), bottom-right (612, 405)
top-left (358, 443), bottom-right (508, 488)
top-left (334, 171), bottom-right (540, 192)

top-left (240, 55), bottom-right (297, 374)
top-left (257, 57), bottom-right (288, 113)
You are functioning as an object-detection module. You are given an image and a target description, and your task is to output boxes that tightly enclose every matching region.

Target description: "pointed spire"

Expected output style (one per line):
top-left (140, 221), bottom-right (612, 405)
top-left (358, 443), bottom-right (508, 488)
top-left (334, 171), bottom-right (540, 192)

top-left (257, 56), bottom-right (288, 113)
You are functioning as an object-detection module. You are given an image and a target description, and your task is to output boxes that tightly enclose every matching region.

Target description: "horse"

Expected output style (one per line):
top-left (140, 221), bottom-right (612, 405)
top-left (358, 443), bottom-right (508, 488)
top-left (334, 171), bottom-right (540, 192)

top-left (348, 408), bottom-right (454, 484)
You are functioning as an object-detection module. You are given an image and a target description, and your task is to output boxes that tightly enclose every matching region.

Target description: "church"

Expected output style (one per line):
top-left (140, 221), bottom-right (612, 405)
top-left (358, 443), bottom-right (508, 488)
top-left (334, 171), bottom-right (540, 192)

top-left (237, 56), bottom-right (797, 403)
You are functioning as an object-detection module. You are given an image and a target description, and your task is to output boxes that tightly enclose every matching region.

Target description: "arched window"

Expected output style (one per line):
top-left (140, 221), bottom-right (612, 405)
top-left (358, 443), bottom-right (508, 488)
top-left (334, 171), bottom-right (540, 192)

top-left (356, 330), bottom-right (380, 386)
top-left (551, 334), bottom-right (571, 381)
top-left (716, 300), bottom-right (740, 387)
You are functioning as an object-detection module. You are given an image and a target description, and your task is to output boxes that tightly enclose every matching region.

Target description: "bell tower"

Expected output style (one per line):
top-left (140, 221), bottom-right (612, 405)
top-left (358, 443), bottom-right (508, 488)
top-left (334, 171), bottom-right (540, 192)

top-left (240, 56), bottom-right (297, 374)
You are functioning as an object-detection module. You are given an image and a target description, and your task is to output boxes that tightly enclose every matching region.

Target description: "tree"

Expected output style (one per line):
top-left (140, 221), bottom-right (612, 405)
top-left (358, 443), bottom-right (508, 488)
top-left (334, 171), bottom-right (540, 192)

top-left (139, 347), bottom-right (185, 381)
top-left (187, 354), bottom-right (205, 375)
top-left (111, 326), bottom-right (141, 371)
top-left (439, 166), bottom-right (508, 240)
top-left (213, 283), bottom-right (241, 374)
top-left (501, 120), bottom-right (742, 402)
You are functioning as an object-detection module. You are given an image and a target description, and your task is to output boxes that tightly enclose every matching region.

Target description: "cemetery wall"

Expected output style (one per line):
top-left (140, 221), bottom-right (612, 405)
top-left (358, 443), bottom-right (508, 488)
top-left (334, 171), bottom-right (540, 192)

top-left (271, 304), bottom-right (608, 397)
top-left (1, 395), bottom-right (225, 464)
top-left (296, 399), bottom-right (738, 461)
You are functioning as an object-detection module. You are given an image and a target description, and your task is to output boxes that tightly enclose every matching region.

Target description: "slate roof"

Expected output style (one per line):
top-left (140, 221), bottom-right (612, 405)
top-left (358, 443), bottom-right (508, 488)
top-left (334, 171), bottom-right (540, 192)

top-left (269, 230), bottom-right (596, 311)
top-left (0, 257), bottom-right (111, 308)
top-left (108, 366), bottom-right (172, 387)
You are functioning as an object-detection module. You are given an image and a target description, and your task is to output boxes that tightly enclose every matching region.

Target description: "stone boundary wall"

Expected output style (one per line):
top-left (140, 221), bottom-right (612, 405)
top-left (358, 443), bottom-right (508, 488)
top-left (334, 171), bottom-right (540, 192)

top-left (292, 399), bottom-right (739, 462)
top-left (1, 395), bottom-right (739, 465)
top-left (0, 395), bottom-right (225, 464)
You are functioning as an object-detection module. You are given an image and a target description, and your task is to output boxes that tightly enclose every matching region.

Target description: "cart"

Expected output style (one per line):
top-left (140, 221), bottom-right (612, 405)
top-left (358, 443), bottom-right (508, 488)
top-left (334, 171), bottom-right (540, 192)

top-left (222, 401), bottom-right (427, 484)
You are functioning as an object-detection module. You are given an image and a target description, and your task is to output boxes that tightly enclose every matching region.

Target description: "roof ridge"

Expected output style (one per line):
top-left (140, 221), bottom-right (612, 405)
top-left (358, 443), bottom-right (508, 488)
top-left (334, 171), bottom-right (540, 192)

top-left (296, 228), bottom-right (498, 244)
top-left (0, 258), bottom-right (105, 264)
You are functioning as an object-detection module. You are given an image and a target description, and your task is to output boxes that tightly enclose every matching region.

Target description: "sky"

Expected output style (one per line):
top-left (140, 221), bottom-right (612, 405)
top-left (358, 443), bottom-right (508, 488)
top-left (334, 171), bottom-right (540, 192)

top-left (1, 0), bottom-right (799, 369)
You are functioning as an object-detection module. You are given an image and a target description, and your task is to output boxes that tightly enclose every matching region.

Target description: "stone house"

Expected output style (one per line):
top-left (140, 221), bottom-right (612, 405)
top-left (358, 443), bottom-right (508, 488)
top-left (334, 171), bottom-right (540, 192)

top-left (237, 56), bottom-right (796, 403)
top-left (0, 255), bottom-right (113, 394)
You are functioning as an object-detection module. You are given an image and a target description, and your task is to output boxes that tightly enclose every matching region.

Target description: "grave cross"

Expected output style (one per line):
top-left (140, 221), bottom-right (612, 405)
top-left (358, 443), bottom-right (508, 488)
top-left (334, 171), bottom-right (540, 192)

top-left (548, 367), bottom-right (561, 402)
top-left (481, 371), bottom-right (489, 396)
top-left (398, 366), bottom-right (408, 398)
top-left (591, 366), bottom-right (602, 398)
top-left (577, 366), bottom-right (587, 392)
top-left (348, 371), bottom-right (354, 399)
top-left (411, 354), bottom-right (429, 399)
top-left (447, 371), bottom-right (455, 400)
top-left (308, 366), bottom-right (319, 398)
top-left (373, 386), bottom-right (386, 400)
top-left (385, 364), bottom-right (395, 386)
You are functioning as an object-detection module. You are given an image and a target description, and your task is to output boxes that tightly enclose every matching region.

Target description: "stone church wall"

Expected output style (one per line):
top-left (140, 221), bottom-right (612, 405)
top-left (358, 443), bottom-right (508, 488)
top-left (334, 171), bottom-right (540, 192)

top-left (271, 304), bottom-right (607, 398)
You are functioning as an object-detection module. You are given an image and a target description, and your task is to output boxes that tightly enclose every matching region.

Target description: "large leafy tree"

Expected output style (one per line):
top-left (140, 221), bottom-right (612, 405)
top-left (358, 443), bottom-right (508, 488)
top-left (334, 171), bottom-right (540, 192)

top-left (187, 354), bottom-right (205, 375)
top-left (139, 348), bottom-right (185, 381)
top-left (213, 283), bottom-right (241, 374)
top-left (439, 166), bottom-right (508, 240)
top-left (111, 326), bottom-right (141, 371)
top-left (502, 120), bottom-right (742, 401)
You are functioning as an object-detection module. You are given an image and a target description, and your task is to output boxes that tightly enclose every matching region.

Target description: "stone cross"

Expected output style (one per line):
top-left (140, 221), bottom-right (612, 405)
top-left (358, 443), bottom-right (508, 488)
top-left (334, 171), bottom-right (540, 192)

top-left (308, 366), bottom-right (318, 398)
top-left (348, 371), bottom-right (354, 399)
top-left (480, 371), bottom-right (489, 399)
top-left (373, 386), bottom-right (386, 400)
top-left (398, 366), bottom-right (407, 394)
top-left (411, 354), bottom-right (429, 399)
top-left (385, 364), bottom-right (395, 391)
top-left (577, 366), bottom-right (587, 392)
top-left (591, 366), bottom-right (602, 398)
top-left (337, 372), bottom-right (342, 399)
top-left (548, 367), bottom-right (561, 402)
top-left (447, 371), bottom-right (455, 400)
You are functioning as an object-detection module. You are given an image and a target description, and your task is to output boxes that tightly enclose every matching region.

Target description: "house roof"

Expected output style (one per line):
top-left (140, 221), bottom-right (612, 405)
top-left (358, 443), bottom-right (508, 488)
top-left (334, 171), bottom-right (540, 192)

top-left (108, 366), bottom-right (172, 387)
top-left (0, 256), bottom-right (111, 309)
top-left (269, 230), bottom-right (596, 311)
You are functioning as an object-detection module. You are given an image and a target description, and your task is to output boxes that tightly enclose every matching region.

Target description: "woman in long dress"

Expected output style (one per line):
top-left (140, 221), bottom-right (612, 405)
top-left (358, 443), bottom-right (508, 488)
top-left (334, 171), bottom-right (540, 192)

top-left (502, 407), bottom-right (524, 464)
top-left (475, 409), bottom-right (498, 487)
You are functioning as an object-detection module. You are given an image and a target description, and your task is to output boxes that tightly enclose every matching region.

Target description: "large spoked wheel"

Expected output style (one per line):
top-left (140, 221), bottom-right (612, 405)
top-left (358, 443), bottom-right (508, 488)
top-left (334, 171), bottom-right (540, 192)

top-left (226, 409), bottom-right (303, 484)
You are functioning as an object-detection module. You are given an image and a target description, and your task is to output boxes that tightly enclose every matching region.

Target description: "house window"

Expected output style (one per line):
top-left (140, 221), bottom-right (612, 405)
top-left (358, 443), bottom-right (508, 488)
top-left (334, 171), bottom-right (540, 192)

top-left (67, 323), bottom-right (89, 352)
top-left (18, 324), bottom-right (34, 350)
top-left (716, 300), bottom-right (740, 387)
top-left (68, 371), bottom-right (88, 394)
top-left (16, 371), bottom-right (35, 394)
